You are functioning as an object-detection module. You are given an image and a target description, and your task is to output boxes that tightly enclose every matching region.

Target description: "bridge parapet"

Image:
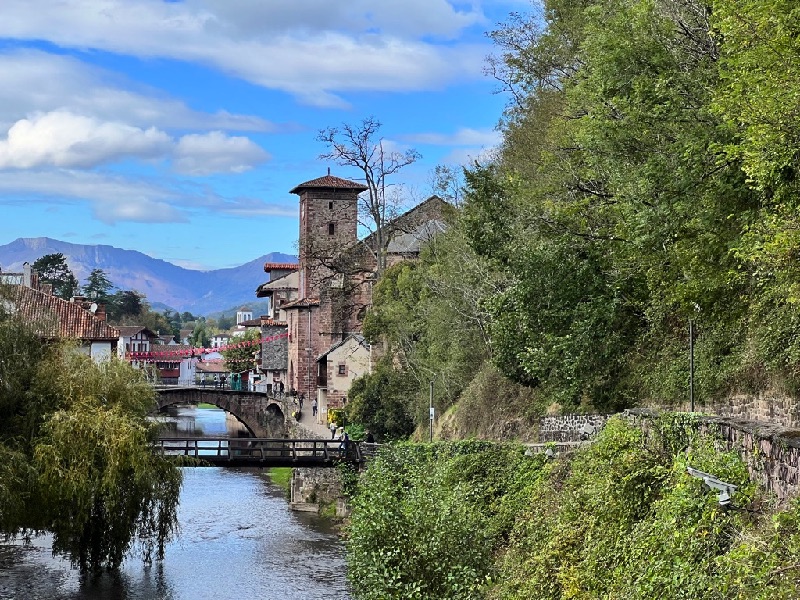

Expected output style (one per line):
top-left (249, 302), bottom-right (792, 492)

top-left (155, 388), bottom-right (290, 438)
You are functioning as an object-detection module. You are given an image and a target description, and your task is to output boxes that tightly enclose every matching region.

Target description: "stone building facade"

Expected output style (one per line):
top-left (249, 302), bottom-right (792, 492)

top-left (259, 173), bottom-right (451, 420)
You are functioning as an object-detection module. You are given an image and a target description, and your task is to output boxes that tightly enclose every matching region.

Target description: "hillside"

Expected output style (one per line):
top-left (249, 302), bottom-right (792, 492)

top-left (0, 237), bottom-right (296, 315)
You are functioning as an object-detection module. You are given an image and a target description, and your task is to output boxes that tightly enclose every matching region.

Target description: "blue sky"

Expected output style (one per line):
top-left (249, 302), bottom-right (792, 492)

top-left (0, 0), bottom-right (525, 270)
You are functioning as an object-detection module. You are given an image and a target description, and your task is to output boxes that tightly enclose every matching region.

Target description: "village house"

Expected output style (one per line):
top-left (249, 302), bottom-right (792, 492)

top-left (257, 173), bottom-right (450, 422)
top-left (1, 263), bottom-right (119, 361)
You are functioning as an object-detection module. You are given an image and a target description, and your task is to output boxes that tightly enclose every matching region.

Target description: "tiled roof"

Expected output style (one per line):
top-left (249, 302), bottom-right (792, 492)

top-left (280, 297), bottom-right (320, 309)
top-left (260, 318), bottom-right (287, 327)
top-left (289, 175), bottom-right (367, 194)
top-left (150, 344), bottom-right (195, 357)
top-left (196, 362), bottom-right (230, 374)
top-left (118, 325), bottom-right (151, 338)
top-left (256, 270), bottom-right (299, 297)
top-left (239, 318), bottom-right (263, 327)
top-left (317, 334), bottom-right (369, 361)
top-left (263, 262), bottom-right (298, 272)
top-left (7, 285), bottom-right (120, 341)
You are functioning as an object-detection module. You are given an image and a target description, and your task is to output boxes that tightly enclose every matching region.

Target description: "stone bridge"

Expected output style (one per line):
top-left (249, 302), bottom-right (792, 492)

top-left (154, 387), bottom-right (290, 438)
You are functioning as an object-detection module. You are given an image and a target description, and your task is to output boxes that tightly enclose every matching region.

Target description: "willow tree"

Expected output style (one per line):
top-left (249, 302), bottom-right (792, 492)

top-left (0, 299), bottom-right (181, 571)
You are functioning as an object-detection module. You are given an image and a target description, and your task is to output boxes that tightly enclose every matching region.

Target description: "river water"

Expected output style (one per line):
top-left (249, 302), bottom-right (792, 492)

top-left (0, 406), bottom-right (352, 600)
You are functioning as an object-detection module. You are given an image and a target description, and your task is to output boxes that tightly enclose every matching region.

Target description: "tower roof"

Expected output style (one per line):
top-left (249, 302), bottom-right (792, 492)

top-left (289, 174), bottom-right (367, 195)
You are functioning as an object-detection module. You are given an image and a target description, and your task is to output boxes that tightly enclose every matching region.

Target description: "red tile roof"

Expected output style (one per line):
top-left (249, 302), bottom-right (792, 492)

top-left (7, 285), bottom-right (120, 341)
top-left (289, 174), bottom-right (367, 194)
top-left (263, 262), bottom-right (298, 272)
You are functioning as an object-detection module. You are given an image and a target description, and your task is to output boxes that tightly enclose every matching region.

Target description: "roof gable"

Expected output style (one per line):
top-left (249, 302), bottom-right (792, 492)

top-left (5, 285), bottom-right (120, 341)
top-left (290, 174), bottom-right (367, 194)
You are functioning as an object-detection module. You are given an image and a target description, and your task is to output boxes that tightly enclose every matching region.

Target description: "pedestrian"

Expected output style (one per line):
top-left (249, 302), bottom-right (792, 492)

top-left (299, 393), bottom-right (305, 409)
top-left (279, 381), bottom-right (284, 397)
top-left (330, 421), bottom-right (337, 439)
top-left (365, 430), bottom-right (375, 444)
top-left (339, 431), bottom-right (349, 457)
top-left (214, 374), bottom-right (219, 388)
top-left (312, 398), bottom-right (318, 417)
top-left (221, 374), bottom-right (227, 388)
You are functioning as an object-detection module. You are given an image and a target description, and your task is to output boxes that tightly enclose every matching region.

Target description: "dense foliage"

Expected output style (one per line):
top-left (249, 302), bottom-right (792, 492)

top-left (348, 418), bottom-right (800, 599)
top-left (352, 0), bottom-right (800, 434)
top-left (0, 301), bottom-right (181, 571)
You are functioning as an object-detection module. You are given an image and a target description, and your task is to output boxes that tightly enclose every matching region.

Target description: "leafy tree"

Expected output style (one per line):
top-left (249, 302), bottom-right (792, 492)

top-left (0, 298), bottom-right (181, 571)
top-left (346, 359), bottom-right (417, 441)
top-left (83, 268), bottom-right (114, 303)
top-left (32, 253), bottom-right (79, 299)
top-left (217, 314), bottom-right (234, 331)
top-left (190, 320), bottom-right (211, 348)
top-left (220, 329), bottom-right (260, 375)
top-left (317, 116), bottom-right (421, 273)
top-left (107, 290), bottom-right (145, 322)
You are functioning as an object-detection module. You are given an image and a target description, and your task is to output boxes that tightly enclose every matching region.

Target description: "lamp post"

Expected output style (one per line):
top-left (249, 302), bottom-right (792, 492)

top-left (689, 318), bottom-right (695, 412)
top-left (429, 379), bottom-right (434, 443)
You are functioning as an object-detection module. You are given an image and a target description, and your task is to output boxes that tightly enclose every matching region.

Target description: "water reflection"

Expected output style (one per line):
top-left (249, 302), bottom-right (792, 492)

top-left (0, 406), bottom-right (351, 600)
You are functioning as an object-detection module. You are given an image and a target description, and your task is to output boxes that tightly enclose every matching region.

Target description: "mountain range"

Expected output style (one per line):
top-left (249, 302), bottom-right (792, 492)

top-left (0, 237), bottom-right (296, 316)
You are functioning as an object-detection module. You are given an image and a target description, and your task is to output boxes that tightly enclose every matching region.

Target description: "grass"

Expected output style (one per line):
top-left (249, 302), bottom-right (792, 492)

top-left (269, 467), bottom-right (292, 493)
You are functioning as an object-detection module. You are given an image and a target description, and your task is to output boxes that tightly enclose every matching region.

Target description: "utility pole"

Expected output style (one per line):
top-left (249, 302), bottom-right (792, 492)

top-left (429, 380), bottom-right (434, 443)
top-left (689, 318), bottom-right (695, 412)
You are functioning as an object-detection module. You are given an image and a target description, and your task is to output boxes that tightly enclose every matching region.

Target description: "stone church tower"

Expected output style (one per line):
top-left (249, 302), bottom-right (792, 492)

top-left (284, 174), bottom-right (367, 401)
top-left (290, 173), bottom-right (367, 299)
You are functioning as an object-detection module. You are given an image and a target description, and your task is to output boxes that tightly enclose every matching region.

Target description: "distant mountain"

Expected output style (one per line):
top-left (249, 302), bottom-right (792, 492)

top-left (0, 237), bottom-right (296, 316)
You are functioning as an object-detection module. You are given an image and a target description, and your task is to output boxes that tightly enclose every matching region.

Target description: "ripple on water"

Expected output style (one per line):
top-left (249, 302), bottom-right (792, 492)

top-left (0, 467), bottom-right (351, 600)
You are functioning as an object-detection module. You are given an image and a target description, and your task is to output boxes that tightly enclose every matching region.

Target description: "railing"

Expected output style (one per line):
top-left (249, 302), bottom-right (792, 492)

top-left (155, 437), bottom-right (362, 467)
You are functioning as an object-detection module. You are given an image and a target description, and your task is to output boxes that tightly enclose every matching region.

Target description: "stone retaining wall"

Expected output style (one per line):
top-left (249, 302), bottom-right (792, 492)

top-left (290, 467), bottom-right (348, 517)
top-left (538, 414), bottom-right (611, 442)
top-left (625, 408), bottom-right (800, 502)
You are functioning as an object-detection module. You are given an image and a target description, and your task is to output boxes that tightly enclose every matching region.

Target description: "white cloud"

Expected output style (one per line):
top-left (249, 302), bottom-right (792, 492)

top-left (0, 111), bottom-right (270, 174)
top-left (0, 1), bottom-right (490, 105)
top-left (174, 131), bottom-right (270, 175)
top-left (0, 111), bottom-right (172, 169)
top-left (0, 169), bottom-right (186, 223)
top-left (0, 50), bottom-right (275, 132)
top-left (0, 168), bottom-right (298, 223)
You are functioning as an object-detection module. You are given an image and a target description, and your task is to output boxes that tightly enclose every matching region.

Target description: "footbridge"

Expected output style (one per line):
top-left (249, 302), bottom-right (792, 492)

top-left (154, 387), bottom-right (290, 438)
top-left (155, 437), bottom-right (362, 467)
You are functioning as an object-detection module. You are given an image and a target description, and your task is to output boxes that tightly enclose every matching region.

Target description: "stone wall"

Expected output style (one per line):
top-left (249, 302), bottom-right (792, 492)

top-left (625, 408), bottom-right (800, 503)
top-left (261, 323), bottom-right (288, 371)
top-left (662, 392), bottom-right (800, 429)
top-left (290, 467), bottom-right (349, 517)
top-left (537, 414), bottom-right (612, 442)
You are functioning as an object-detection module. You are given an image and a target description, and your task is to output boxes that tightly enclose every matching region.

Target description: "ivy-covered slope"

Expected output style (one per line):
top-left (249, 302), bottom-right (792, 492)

top-left (346, 417), bottom-right (800, 600)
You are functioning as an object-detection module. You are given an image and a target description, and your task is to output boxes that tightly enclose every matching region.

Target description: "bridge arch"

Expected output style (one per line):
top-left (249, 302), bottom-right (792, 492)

top-left (155, 388), bottom-right (287, 438)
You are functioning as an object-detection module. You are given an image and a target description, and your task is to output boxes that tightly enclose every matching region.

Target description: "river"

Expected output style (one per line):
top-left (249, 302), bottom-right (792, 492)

top-left (0, 406), bottom-right (352, 600)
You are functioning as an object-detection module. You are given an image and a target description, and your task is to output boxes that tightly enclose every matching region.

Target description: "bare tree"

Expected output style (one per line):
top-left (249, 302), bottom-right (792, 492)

top-left (317, 116), bottom-right (421, 274)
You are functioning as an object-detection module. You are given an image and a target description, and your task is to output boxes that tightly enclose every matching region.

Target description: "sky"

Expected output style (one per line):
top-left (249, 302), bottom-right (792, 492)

top-left (0, 0), bottom-right (526, 271)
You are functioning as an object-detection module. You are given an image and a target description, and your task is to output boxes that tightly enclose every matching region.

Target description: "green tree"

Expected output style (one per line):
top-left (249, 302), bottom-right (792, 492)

top-left (0, 297), bottom-right (181, 571)
top-left (32, 253), bottom-right (79, 299)
top-left (83, 268), bottom-right (114, 303)
top-left (220, 329), bottom-right (260, 375)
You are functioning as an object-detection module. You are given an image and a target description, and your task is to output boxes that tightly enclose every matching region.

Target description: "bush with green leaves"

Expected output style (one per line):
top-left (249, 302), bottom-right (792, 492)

top-left (346, 440), bottom-right (548, 599)
top-left (346, 416), bottom-right (800, 599)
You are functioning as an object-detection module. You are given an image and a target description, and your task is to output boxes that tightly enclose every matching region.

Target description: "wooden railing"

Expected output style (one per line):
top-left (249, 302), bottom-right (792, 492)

top-left (155, 437), bottom-right (362, 467)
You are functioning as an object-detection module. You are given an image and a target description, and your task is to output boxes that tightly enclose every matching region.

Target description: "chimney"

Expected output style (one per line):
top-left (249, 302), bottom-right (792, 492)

top-left (23, 262), bottom-right (32, 287)
top-left (95, 304), bottom-right (107, 322)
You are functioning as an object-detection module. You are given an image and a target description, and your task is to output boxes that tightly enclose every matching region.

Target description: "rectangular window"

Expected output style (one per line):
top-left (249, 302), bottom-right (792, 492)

top-left (337, 363), bottom-right (347, 376)
top-left (328, 222), bottom-right (335, 235)
top-left (328, 201), bottom-right (333, 210)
